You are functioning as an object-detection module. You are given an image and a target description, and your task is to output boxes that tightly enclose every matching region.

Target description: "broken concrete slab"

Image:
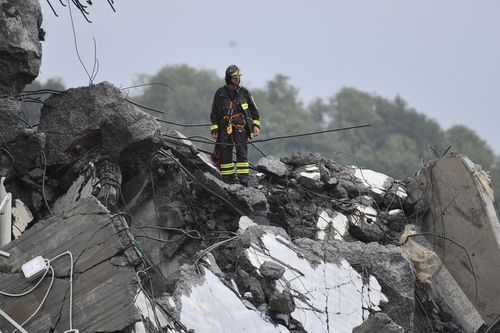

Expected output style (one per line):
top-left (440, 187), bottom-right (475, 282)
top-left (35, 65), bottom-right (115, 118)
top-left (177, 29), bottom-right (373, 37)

top-left (350, 167), bottom-right (408, 206)
top-left (280, 152), bottom-right (322, 166)
top-left (292, 164), bottom-right (323, 190)
top-left (38, 82), bottom-right (160, 165)
top-left (315, 209), bottom-right (349, 241)
top-left (268, 289), bottom-right (295, 314)
top-left (400, 224), bottom-right (484, 332)
top-left (0, 196), bottom-right (140, 332)
top-left (166, 264), bottom-right (290, 333)
top-left (11, 198), bottom-right (33, 238)
top-left (243, 226), bottom-right (390, 332)
top-left (352, 312), bottom-right (404, 333)
top-left (259, 260), bottom-right (285, 280)
top-left (0, 0), bottom-right (42, 95)
top-left (228, 184), bottom-right (269, 214)
top-left (382, 209), bottom-right (406, 232)
top-left (348, 204), bottom-right (389, 243)
top-left (302, 240), bottom-right (415, 332)
top-left (407, 153), bottom-right (500, 324)
top-left (256, 155), bottom-right (288, 178)
top-left (0, 98), bottom-right (28, 146)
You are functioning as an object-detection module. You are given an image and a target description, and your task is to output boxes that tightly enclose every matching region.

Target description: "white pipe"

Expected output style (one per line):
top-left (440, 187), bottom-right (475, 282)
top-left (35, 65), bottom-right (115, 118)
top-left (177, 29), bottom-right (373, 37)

top-left (0, 177), bottom-right (12, 247)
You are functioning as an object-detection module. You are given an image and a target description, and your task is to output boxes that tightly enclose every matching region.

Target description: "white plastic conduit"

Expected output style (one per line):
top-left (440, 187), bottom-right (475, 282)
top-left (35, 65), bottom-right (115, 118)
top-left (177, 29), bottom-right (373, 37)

top-left (0, 177), bottom-right (12, 247)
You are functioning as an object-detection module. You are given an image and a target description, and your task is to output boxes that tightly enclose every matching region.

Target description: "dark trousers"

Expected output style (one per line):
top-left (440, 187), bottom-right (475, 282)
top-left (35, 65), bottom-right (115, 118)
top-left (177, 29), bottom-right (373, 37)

top-left (219, 126), bottom-right (249, 184)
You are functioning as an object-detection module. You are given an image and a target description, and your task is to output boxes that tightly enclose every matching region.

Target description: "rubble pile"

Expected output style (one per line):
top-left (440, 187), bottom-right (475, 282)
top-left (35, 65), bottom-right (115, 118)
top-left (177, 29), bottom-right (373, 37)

top-left (1, 1), bottom-right (499, 332)
top-left (0, 80), bottom-right (482, 333)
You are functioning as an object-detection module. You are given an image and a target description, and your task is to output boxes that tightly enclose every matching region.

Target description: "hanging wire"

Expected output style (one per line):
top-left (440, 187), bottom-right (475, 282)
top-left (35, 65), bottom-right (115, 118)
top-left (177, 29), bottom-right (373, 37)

top-left (67, 0), bottom-right (93, 82)
top-left (40, 150), bottom-right (53, 216)
top-left (46, 0), bottom-right (116, 21)
top-left (21, 89), bottom-right (63, 95)
top-left (126, 99), bottom-right (166, 115)
top-left (120, 82), bottom-right (175, 92)
top-left (160, 124), bottom-right (372, 147)
top-left (251, 124), bottom-right (372, 143)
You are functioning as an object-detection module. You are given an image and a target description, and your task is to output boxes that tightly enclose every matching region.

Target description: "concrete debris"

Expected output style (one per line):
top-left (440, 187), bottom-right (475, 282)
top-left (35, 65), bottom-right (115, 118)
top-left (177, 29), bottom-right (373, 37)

top-left (11, 199), bottom-right (33, 239)
top-left (259, 261), bottom-right (286, 280)
top-left (1, 5), bottom-right (499, 332)
top-left (280, 151), bottom-right (322, 166)
top-left (348, 203), bottom-right (389, 242)
top-left (407, 153), bottom-right (500, 326)
top-left (0, 98), bottom-right (29, 145)
top-left (0, 75), bottom-right (492, 332)
top-left (243, 226), bottom-right (390, 332)
top-left (382, 208), bottom-right (407, 232)
top-left (0, 0), bottom-right (42, 95)
top-left (297, 238), bottom-right (416, 331)
top-left (352, 312), bottom-right (404, 333)
top-left (256, 155), bottom-right (288, 178)
top-left (0, 197), bottom-right (141, 332)
top-left (315, 209), bottom-right (349, 241)
top-left (39, 82), bottom-right (160, 165)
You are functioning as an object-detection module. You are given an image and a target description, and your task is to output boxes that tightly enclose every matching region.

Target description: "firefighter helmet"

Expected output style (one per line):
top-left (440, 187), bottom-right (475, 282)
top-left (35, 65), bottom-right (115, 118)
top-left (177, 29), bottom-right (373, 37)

top-left (225, 64), bottom-right (242, 84)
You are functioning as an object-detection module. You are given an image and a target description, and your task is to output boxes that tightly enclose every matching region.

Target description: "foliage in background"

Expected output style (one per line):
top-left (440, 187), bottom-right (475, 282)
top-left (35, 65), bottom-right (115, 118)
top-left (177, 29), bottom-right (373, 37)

top-left (127, 64), bottom-right (500, 203)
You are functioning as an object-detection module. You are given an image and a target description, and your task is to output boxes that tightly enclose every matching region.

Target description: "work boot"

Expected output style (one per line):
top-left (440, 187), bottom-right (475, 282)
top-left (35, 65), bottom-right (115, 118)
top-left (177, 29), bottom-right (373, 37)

top-left (238, 175), bottom-right (249, 187)
top-left (222, 174), bottom-right (237, 184)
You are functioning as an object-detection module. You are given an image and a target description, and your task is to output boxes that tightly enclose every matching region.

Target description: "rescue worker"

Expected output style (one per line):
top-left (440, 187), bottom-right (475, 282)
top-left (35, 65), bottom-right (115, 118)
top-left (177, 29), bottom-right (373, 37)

top-left (210, 65), bottom-right (260, 186)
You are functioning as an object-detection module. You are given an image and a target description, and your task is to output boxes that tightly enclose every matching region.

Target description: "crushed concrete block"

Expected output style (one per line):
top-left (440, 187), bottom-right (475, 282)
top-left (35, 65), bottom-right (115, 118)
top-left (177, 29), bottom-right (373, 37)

top-left (382, 209), bottom-right (406, 232)
top-left (353, 312), bottom-right (404, 333)
top-left (259, 261), bottom-right (285, 280)
top-left (256, 156), bottom-right (288, 178)
top-left (0, 98), bottom-right (26, 145)
top-left (38, 82), bottom-right (160, 165)
top-left (281, 152), bottom-right (322, 166)
top-left (269, 289), bottom-right (295, 314)
top-left (0, 0), bottom-right (42, 95)
top-left (324, 159), bottom-right (345, 173)
top-left (247, 276), bottom-right (266, 305)
top-left (293, 164), bottom-right (324, 190)
top-left (316, 209), bottom-right (349, 241)
top-left (350, 167), bottom-right (408, 206)
top-left (11, 199), bottom-right (33, 238)
top-left (348, 204), bottom-right (389, 243)
top-left (228, 185), bottom-right (269, 214)
top-left (239, 216), bottom-right (258, 231)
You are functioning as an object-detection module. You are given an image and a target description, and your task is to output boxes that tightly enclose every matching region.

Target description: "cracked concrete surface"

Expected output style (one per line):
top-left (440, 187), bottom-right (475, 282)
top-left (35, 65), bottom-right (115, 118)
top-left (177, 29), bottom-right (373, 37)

top-left (0, 197), bottom-right (140, 332)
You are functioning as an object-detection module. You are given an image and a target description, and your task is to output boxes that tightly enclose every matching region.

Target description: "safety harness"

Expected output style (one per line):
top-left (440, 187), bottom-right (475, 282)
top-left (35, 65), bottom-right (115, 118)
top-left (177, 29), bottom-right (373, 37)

top-left (223, 100), bottom-right (246, 135)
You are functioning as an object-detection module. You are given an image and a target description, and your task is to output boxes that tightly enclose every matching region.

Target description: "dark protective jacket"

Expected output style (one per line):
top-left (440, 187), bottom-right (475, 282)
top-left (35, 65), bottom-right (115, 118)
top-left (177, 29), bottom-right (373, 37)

top-left (210, 85), bottom-right (260, 135)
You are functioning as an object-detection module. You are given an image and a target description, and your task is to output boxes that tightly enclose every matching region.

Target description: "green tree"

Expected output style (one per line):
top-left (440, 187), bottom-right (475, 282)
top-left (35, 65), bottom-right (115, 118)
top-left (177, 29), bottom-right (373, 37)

top-left (133, 65), bottom-right (221, 153)
top-left (251, 75), bottom-right (331, 160)
top-left (133, 65), bottom-right (500, 194)
top-left (135, 67), bottom-right (329, 162)
top-left (445, 125), bottom-right (495, 168)
top-left (308, 87), bottom-right (446, 178)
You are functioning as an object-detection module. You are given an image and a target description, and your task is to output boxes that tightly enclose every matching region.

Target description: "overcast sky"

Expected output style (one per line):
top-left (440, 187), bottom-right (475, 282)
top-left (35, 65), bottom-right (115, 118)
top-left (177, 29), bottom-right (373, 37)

top-left (38, 1), bottom-right (500, 152)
